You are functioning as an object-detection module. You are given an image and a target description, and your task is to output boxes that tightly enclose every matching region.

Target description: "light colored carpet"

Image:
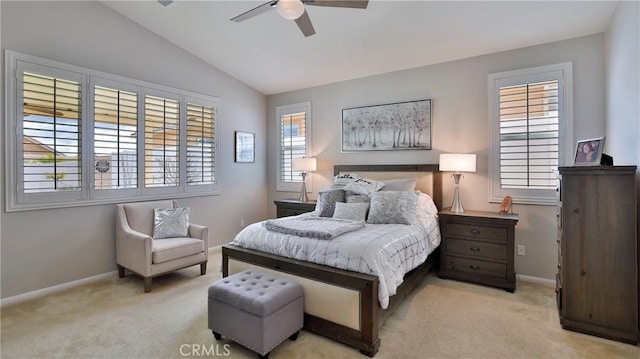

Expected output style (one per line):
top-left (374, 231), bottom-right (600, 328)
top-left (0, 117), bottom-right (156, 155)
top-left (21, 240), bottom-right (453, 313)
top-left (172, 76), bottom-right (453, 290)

top-left (2, 248), bottom-right (639, 359)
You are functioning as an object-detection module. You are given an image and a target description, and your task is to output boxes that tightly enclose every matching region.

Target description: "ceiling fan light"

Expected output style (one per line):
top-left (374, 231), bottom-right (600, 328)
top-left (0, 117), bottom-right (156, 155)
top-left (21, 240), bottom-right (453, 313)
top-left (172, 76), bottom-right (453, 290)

top-left (277, 0), bottom-right (305, 20)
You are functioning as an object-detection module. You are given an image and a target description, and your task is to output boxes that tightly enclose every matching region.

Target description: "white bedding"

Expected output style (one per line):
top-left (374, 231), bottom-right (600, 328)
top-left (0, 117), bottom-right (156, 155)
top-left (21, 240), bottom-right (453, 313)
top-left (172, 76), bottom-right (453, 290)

top-left (230, 213), bottom-right (441, 309)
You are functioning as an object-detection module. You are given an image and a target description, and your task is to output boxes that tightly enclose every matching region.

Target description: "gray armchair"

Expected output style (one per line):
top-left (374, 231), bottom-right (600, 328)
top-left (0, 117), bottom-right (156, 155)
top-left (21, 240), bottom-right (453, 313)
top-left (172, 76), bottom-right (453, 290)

top-left (116, 200), bottom-right (208, 292)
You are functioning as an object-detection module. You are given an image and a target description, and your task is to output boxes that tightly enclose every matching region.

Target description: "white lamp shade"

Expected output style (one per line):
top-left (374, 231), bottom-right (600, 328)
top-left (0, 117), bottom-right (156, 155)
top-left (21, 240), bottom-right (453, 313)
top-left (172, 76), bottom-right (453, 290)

top-left (439, 153), bottom-right (477, 173)
top-left (277, 0), bottom-right (305, 20)
top-left (292, 157), bottom-right (316, 172)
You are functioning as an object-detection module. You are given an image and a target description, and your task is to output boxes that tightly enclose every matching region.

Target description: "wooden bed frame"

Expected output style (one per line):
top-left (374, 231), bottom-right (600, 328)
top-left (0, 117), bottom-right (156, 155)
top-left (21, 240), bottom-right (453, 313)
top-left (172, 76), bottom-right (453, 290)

top-left (222, 164), bottom-right (442, 356)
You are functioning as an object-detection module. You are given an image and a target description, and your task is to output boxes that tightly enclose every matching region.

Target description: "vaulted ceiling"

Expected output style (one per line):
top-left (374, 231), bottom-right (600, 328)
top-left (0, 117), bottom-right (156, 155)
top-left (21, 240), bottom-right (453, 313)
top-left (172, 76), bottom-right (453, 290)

top-left (102, 1), bottom-right (617, 95)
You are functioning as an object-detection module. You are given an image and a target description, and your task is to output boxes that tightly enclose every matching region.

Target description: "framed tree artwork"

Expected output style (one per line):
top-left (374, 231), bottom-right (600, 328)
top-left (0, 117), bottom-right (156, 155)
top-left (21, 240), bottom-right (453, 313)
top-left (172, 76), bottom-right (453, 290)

top-left (342, 99), bottom-right (431, 152)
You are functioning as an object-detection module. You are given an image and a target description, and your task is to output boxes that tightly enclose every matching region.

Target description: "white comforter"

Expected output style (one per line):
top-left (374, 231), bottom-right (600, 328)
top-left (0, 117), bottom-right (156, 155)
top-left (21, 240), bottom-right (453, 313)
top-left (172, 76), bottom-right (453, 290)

top-left (230, 213), bottom-right (441, 309)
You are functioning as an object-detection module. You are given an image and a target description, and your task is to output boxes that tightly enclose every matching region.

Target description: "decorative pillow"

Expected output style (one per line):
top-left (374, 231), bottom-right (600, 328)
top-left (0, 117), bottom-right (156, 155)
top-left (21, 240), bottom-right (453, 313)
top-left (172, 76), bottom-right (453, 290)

top-left (367, 191), bottom-right (419, 225)
top-left (343, 178), bottom-right (384, 195)
top-left (345, 191), bottom-right (370, 204)
top-left (317, 189), bottom-right (345, 217)
top-left (332, 173), bottom-right (361, 187)
top-left (381, 178), bottom-right (417, 192)
top-left (412, 191), bottom-right (440, 227)
top-left (332, 202), bottom-right (369, 221)
top-left (153, 207), bottom-right (190, 239)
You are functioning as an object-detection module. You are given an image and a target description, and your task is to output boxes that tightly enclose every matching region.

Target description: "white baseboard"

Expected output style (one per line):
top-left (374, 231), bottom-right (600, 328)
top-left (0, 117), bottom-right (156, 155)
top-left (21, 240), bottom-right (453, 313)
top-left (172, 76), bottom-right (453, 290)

top-left (1, 246), bottom-right (223, 307)
top-left (517, 274), bottom-right (556, 287)
top-left (1, 270), bottom-right (118, 307)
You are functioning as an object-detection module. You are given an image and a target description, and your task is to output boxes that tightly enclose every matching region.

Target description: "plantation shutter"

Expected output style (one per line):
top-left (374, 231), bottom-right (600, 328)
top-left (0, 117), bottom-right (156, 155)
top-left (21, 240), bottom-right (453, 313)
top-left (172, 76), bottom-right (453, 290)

top-left (280, 112), bottom-right (307, 183)
top-left (144, 95), bottom-right (180, 188)
top-left (186, 102), bottom-right (215, 185)
top-left (22, 71), bottom-right (82, 193)
top-left (94, 85), bottom-right (138, 190)
top-left (499, 80), bottom-right (559, 190)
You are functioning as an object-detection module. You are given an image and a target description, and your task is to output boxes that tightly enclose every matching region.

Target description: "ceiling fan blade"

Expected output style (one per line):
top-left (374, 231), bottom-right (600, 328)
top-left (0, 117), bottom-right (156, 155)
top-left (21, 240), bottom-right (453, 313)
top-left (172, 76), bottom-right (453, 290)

top-left (295, 9), bottom-right (316, 37)
top-left (231, 1), bottom-right (277, 22)
top-left (304, 0), bottom-right (368, 9)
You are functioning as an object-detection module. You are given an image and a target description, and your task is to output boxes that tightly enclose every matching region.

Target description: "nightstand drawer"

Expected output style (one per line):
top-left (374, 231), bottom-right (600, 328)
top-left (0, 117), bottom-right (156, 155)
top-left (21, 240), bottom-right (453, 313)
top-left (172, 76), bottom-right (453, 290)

top-left (445, 256), bottom-right (506, 279)
top-left (447, 223), bottom-right (507, 242)
top-left (446, 238), bottom-right (506, 261)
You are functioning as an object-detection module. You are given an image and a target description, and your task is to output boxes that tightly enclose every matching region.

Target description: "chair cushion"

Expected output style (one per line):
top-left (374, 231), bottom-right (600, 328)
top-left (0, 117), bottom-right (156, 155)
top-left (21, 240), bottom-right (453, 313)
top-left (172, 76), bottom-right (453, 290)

top-left (208, 269), bottom-right (303, 317)
top-left (152, 237), bottom-right (204, 264)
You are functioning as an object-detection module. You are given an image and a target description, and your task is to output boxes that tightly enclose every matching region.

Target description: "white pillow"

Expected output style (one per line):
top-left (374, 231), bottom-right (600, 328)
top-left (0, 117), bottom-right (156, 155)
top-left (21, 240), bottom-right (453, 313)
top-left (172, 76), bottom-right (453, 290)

top-left (343, 178), bottom-right (384, 195)
top-left (366, 191), bottom-right (418, 224)
top-left (332, 202), bottom-right (369, 221)
top-left (412, 191), bottom-right (440, 228)
top-left (153, 207), bottom-right (190, 239)
top-left (381, 178), bottom-right (417, 192)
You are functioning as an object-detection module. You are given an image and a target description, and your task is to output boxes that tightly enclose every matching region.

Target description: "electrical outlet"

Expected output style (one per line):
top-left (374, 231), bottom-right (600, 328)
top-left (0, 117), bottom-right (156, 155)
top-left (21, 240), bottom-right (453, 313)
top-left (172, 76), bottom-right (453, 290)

top-left (240, 219), bottom-right (245, 227)
top-left (517, 244), bottom-right (525, 256)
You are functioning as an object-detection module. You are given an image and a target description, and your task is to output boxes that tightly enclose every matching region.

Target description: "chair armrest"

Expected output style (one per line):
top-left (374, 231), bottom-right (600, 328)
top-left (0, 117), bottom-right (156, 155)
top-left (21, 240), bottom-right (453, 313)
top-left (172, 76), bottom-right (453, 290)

top-left (116, 204), bottom-right (153, 276)
top-left (189, 223), bottom-right (209, 259)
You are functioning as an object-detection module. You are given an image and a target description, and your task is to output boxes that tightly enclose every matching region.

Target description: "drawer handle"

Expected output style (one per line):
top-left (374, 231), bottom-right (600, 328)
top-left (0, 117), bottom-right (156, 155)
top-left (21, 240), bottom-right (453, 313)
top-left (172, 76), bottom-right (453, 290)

top-left (470, 229), bottom-right (481, 235)
top-left (470, 246), bottom-right (480, 252)
top-left (469, 265), bottom-right (480, 270)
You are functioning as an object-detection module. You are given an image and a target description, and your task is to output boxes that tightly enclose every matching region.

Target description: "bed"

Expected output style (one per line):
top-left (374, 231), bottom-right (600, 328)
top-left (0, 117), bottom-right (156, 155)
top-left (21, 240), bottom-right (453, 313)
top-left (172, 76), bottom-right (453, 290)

top-left (222, 164), bottom-right (443, 356)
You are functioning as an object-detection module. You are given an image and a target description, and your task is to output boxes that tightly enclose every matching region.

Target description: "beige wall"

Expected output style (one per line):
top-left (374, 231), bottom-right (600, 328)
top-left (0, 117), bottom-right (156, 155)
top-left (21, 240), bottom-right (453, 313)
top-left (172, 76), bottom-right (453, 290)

top-left (604, 0), bottom-right (640, 268)
top-left (266, 34), bottom-right (606, 280)
top-left (1, 1), bottom-right (268, 299)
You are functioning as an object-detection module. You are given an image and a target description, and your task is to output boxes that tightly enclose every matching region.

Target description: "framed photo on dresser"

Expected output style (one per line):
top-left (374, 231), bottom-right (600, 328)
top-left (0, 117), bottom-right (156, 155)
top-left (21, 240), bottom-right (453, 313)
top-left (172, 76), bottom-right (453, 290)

top-left (573, 136), bottom-right (604, 166)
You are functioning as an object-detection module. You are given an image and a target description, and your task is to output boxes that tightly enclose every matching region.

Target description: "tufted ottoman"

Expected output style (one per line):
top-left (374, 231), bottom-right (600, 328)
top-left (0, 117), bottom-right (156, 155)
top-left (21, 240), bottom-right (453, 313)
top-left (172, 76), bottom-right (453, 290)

top-left (208, 269), bottom-right (303, 359)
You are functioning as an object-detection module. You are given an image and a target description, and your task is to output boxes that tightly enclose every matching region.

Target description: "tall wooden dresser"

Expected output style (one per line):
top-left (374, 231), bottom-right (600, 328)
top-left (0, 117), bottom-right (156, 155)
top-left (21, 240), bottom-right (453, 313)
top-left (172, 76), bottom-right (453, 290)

top-left (556, 166), bottom-right (638, 344)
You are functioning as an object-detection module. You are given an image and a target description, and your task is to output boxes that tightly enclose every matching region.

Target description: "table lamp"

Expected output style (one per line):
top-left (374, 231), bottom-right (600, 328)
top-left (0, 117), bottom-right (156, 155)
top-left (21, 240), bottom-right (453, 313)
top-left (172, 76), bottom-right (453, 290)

top-left (291, 157), bottom-right (316, 202)
top-left (439, 153), bottom-right (477, 213)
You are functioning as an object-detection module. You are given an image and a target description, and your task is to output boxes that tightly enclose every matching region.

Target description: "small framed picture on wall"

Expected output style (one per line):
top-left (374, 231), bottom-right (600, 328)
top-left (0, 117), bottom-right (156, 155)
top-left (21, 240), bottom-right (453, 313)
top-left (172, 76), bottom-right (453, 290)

top-left (573, 136), bottom-right (605, 166)
top-left (235, 131), bottom-right (255, 163)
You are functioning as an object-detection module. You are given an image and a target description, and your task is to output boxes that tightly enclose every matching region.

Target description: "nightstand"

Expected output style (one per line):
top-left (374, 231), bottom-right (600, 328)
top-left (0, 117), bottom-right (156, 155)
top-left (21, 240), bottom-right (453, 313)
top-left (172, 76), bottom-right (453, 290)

top-left (438, 209), bottom-right (519, 292)
top-left (274, 199), bottom-right (317, 218)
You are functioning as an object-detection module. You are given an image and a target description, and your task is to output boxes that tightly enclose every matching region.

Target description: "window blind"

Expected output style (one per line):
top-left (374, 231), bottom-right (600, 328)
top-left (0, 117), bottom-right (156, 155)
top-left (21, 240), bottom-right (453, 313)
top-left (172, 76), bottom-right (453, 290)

top-left (94, 85), bottom-right (138, 190)
top-left (144, 95), bottom-right (180, 187)
top-left (186, 103), bottom-right (215, 185)
top-left (22, 72), bottom-right (82, 193)
top-left (280, 112), bottom-right (307, 182)
top-left (499, 80), bottom-right (559, 189)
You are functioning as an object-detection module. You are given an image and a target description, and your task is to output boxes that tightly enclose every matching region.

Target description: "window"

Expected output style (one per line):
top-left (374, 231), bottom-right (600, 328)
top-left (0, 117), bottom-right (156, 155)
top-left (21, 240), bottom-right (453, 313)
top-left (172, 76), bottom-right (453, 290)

top-left (276, 102), bottom-right (312, 192)
top-left (5, 51), bottom-right (220, 211)
top-left (93, 84), bottom-right (137, 192)
top-left (488, 63), bottom-right (573, 205)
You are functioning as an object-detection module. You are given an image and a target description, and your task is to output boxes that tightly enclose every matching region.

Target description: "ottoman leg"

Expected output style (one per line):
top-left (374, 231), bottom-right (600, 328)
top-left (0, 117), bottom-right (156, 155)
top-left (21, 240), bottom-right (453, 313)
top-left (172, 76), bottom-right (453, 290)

top-left (289, 331), bottom-right (299, 341)
top-left (212, 331), bottom-right (222, 340)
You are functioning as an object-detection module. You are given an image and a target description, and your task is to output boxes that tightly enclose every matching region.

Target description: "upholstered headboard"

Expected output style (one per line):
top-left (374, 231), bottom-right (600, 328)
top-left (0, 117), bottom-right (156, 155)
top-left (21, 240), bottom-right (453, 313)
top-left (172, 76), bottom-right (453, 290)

top-left (333, 164), bottom-right (443, 210)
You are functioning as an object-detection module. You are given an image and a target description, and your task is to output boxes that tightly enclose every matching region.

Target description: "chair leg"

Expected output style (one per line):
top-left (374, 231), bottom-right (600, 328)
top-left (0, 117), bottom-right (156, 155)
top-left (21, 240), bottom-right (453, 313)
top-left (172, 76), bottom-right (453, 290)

top-left (144, 277), bottom-right (152, 293)
top-left (201, 261), bottom-right (207, 275)
top-left (117, 265), bottom-right (125, 278)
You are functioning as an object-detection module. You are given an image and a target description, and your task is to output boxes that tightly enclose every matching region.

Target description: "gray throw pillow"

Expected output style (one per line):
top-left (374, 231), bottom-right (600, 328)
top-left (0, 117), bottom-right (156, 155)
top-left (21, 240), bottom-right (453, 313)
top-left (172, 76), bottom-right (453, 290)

top-left (153, 207), bottom-right (190, 239)
top-left (367, 191), bottom-right (418, 224)
top-left (381, 178), bottom-right (417, 192)
top-left (332, 202), bottom-right (369, 221)
top-left (318, 189), bottom-right (345, 217)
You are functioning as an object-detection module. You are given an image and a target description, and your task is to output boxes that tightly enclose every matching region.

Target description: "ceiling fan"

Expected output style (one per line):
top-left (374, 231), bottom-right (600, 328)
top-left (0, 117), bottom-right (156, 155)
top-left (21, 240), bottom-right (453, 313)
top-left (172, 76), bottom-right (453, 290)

top-left (230, 0), bottom-right (369, 37)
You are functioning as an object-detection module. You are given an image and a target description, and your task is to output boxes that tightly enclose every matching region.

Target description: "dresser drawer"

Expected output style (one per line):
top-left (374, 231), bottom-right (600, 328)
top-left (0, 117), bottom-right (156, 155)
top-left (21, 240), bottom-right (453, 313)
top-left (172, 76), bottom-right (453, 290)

top-left (447, 223), bottom-right (507, 242)
top-left (446, 238), bottom-right (506, 261)
top-left (444, 256), bottom-right (507, 279)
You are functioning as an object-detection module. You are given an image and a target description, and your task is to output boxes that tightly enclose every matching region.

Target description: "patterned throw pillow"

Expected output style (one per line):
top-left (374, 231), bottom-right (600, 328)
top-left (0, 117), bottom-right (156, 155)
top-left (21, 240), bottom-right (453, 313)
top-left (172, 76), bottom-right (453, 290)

top-left (332, 173), bottom-right (361, 188)
top-left (343, 178), bottom-right (384, 195)
top-left (345, 191), bottom-right (370, 204)
top-left (367, 191), bottom-right (418, 224)
top-left (153, 207), bottom-right (190, 239)
top-left (317, 189), bottom-right (345, 217)
top-left (332, 202), bottom-right (369, 221)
